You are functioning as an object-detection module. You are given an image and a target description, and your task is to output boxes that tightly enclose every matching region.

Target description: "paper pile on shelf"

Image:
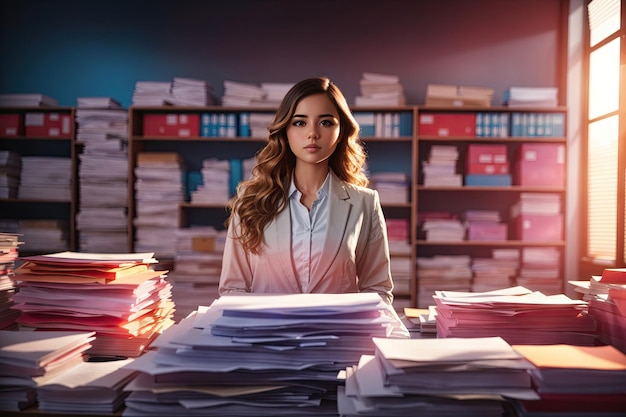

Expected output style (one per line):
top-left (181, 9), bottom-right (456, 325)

top-left (0, 150), bottom-right (21, 199)
top-left (168, 226), bottom-right (225, 322)
top-left (338, 336), bottom-right (537, 416)
top-left (131, 81), bottom-right (173, 106)
top-left (369, 172), bottom-right (409, 204)
top-left (221, 80), bottom-right (293, 107)
top-left (12, 251), bottom-right (175, 358)
top-left (416, 255), bottom-right (472, 308)
top-left (424, 83), bottom-right (494, 107)
top-left (355, 72), bottom-right (406, 106)
top-left (189, 158), bottom-right (230, 204)
top-left (18, 156), bottom-right (71, 201)
top-left (511, 344), bottom-right (626, 416)
top-left (0, 232), bottom-right (21, 330)
top-left (0, 93), bottom-right (58, 107)
top-left (471, 248), bottom-right (519, 292)
top-left (516, 247), bottom-right (561, 294)
top-left (122, 293), bottom-right (408, 416)
top-left (433, 286), bottom-right (596, 345)
top-left (17, 219), bottom-right (69, 253)
top-left (0, 330), bottom-right (95, 411)
top-left (75, 97), bottom-right (129, 253)
top-left (422, 144), bottom-right (462, 186)
top-left (170, 77), bottom-right (217, 106)
top-left (504, 86), bottom-right (558, 107)
top-left (133, 152), bottom-right (185, 259)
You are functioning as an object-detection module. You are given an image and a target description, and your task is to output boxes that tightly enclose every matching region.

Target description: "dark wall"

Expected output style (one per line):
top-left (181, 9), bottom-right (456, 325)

top-left (0, 0), bottom-right (566, 108)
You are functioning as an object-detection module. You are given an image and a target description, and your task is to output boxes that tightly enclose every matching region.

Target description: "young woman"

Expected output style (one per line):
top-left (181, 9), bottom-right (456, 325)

top-left (218, 76), bottom-right (395, 305)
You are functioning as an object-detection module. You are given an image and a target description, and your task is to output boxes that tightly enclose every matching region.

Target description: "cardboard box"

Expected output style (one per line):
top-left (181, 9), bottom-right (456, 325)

top-left (515, 143), bottom-right (565, 186)
top-left (24, 112), bottom-right (72, 137)
top-left (192, 236), bottom-right (216, 252)
top-left (418, 113), bottom-right (476, 137)
top-left (512, 213), bottom-right (563, 241)
top-left (0, 114), bottom-right (23, 136)
top-left (143, 114), bottom-right (200, 137)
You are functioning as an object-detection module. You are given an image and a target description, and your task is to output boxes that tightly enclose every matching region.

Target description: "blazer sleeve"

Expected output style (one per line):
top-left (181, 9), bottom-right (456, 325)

top-left (355, 189), bottom-right (395, 305)
top-left (218, 214), bottom-right (253, 295)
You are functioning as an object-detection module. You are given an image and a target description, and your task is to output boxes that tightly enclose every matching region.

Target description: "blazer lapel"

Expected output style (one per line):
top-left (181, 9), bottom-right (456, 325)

top-left (269, 206), bottom-right (302, 292)
top-left (308, 172), bottom-right (352, 291)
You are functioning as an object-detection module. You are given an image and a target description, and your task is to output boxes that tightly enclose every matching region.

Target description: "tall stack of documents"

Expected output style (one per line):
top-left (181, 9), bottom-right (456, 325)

top-left (433, 286), bottom-right (597, 345)
top-left (0, 232), bottom-right (21, 329)
top-left (338, 336), bottom-right (537, 416)
top-left (511, 344), bottom-right (626, 416)
top-left (11, 251), bottom-right (175, 358)
top-left (75, 97), bottom-right (130, 253)
top-left (0, 330), bottom-right (95, 411)
top-left (122, 293), bottom-right (408, 416)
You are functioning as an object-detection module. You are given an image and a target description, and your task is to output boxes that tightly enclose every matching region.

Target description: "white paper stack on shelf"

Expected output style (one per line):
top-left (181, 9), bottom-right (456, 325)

top-left (355, 72), bottom-right (406, 106)
top-left (504, 87), bottom-right (559, 108)
top-left (260, 82), bottom-right (294, 107)
top-left (422, 144), bottom-right (461, 186)
top-left (221, 80), bottom-right (267, 107)
top-left (18, 156), bottom-right (71, 201)
top-left (12, 251), bottom-right (175, 358)
top-left (338, 336), bottom-right (538, 417)
top-left (248, 112), bottom-right (274, 137)
top-left (0, 330), bottom-right (94, 412)
top-left (369, 172), bottom-right (409, 204)
top-left (0, 150), bottom-right (21, 199)
top-left (132, 81), bottom-right (173, 106)
top-left (37, 358), bottom-right (136, 415)
top-left (168, 226), bottom-right (225, 322)
top-left (0, 232), bottom-right (22, 330)
top-left (0, 93), bottom-right (58, 107)
top-left (18, 219), bottom-right (69, 253)
top-left (170, 77), bottom-right (216, 106)
top-left (134, 152), bottom-right (185, 259)
top-left (122, 293), bottom-right (408, 416)
top-left (517, 247), bottom-right (562, 294)
top-left (433, 286), bottom-right (596, 345)
top-left (472, 248), bottom-right (520, 292)
top-left (75, 98), bottom-right (129, 253)
top-left (416, 255), bottom-right (472, 308)
top-left (190, 158), bottom-right (230, 204)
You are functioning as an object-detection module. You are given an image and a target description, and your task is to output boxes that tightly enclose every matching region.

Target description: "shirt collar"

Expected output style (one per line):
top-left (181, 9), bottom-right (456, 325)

top-left (288, 171), bottom-right (331, 200)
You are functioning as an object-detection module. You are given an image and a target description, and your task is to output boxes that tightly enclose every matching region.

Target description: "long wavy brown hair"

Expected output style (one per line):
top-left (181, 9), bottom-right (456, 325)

top-left (225, 76), bottom-right (368, 254)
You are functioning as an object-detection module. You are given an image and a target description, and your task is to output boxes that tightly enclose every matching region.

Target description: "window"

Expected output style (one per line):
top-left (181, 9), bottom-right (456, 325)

top-left (582, 0), bottom-right (625, 270)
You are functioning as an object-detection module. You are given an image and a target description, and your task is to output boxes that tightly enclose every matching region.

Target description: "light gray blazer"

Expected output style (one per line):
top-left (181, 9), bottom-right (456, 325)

top-left (218, 171), bottom-right (395, 304)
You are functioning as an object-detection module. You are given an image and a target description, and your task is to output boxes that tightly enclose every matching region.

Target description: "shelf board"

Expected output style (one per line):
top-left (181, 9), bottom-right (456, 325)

top-left (417, 185), bottom-right (565, 192)
top-left (131, 135), bottom-right (267, 142)
top-left (418, 136), bottom-right (566, 142)
top-left (416, 240), bottom-right (565, 247)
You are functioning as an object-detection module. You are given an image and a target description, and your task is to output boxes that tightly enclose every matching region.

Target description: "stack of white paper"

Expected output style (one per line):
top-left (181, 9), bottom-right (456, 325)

top-left (433, 286), bottom-right (596, 345)
top-left (75, 101), bottom-right (130, 253)
top-left (122, 293), bottom-right (408, 416)
top-left (18, 156), bottom-right (71, 201)
top-left (190, 158), bottom-right (230, 204)
top-left (0, 232), bottom-right (21, 330)
top-left (0, 330), bottom-right (95, 411)
top-left (338, 336), bottom-right (538, 416)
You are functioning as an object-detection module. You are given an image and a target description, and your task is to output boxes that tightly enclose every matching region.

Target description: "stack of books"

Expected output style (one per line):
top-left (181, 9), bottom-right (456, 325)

top-left (424, 84), bottom-right (494, 107)
top-left (0, 232), bottom-right (21, 330)
top-left (338, 336), bottom-right (537, 416)
top-left (354, 72), bottom-right (406, 106)
top-left (75, 97), bottom-right (129, 253)
top-left (12, 251), bottom-right (175, 358)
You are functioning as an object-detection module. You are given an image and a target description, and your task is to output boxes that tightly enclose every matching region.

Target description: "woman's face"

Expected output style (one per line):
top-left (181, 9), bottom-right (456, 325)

top-left (286, 93), bottom-right (340, 167)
